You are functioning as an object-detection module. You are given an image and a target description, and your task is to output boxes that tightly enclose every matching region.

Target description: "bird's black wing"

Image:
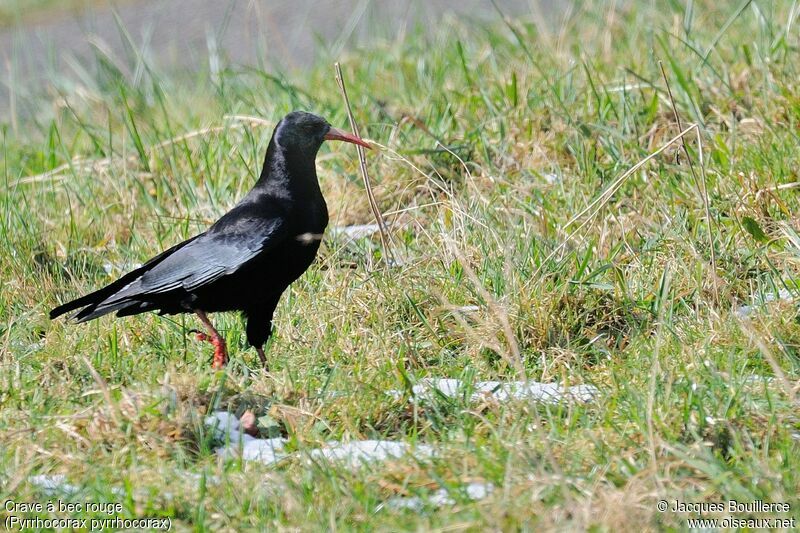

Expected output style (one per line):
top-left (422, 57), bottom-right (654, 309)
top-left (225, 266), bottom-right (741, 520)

top-left (134, 219), bottom-right (285, 292)
top-left (52, 214), bottom-right (289, 322)
top-left (49, 235), bottom-right (202, 319)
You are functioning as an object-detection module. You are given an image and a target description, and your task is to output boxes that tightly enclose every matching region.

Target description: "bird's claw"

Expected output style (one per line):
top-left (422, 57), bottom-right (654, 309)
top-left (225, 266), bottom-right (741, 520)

top-left (190, 325), bottom-right (228, 369)
top-left (189, 328), bottom-right (210, 342)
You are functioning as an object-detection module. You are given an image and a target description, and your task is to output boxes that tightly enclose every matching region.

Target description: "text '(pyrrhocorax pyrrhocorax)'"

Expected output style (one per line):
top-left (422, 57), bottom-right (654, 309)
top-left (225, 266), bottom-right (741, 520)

top-left (50, 111), bottom-right (371, 369)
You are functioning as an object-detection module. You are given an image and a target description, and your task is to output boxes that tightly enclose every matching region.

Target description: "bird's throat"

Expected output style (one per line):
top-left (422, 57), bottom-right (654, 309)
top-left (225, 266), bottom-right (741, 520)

top-left (256, 139), bottom-right (323, 200)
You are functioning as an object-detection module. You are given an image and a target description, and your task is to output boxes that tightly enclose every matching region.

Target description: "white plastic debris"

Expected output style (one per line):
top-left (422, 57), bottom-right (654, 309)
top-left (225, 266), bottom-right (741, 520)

top-left (29, 475), bottom-right (80, 495)
top-left (205, 411), bottom-right (239, 433)
top-left (388, 378), bottom-right (598, 404)
top-left (464, 481), bottom-right (493, 500)
top-left (308, 440), bottom-right (434, 469)
top-left (229, 429), bottom-right (257, 444)
top-left (210, 376), bottom-right (597, 468)
top-left (410, 378), bottom-right (463, 398)
top-left (206, 410), bottom-right (435, 468)
top-left (763, 288), bottom-right (793, 303)
top-left (382, 482), bottom-right (494, 511)
top-left (735, 288), bottom-right (794, 317)
top-left (331, 224), bottom-right (384, 240)
top-left (204, 411), bottom-right (258, 450)
top-left (182, 472), bottom-right (221, 486)
top-left (742, 375), bottom-right (775, 385)
top-left (472, 381), bottom-right (597, 403)
top-left (215, 433), bottom-right (432, 469)
top-left (241, 438), bottom-right (288, 465)
top-left (385, 493), bottom-right (448, 511)
top-left (451, 305), bottom-right (480, 313)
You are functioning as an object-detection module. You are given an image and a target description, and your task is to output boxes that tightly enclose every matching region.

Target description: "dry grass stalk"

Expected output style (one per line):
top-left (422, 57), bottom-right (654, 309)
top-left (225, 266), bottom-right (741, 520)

top-left (334, 62), bottom-right (396, 265)
top-left (658, 61), bottom-right (719, 306)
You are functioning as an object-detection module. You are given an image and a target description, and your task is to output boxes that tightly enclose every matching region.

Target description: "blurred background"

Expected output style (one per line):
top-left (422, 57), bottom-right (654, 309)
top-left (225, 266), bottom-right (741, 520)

top-left (0, 0), bottom-right (558, 117)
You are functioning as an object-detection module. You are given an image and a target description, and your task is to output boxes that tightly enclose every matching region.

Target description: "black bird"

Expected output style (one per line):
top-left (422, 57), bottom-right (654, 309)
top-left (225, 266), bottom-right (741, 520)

top-left (50, 111), bottom-right (371, 369)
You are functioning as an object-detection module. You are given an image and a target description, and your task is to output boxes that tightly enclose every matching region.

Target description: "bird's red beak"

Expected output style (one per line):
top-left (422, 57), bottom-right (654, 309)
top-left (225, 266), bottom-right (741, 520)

top-left (324, 127), bottom-right (372, 150)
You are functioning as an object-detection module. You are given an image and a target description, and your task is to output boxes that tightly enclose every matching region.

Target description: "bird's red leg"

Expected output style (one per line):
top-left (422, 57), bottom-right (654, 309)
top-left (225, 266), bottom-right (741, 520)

top-left (195, 310), bottom-right (228, 369)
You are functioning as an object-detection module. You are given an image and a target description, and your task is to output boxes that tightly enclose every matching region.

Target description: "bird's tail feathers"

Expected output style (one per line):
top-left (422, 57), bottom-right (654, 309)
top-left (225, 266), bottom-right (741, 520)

top-left (73, 300), bottom-right (141, 323)
top-left (49, 234), bottom-right (200, 322)
top-left (49, 286), bottom-right (139, 322)
top-left (49, 286), bottom-right (114, 320)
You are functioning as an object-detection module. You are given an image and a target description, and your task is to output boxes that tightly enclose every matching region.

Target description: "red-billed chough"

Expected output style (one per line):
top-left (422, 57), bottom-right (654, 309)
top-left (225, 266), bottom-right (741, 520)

top-left (50, 111), bottom-right (371, 369)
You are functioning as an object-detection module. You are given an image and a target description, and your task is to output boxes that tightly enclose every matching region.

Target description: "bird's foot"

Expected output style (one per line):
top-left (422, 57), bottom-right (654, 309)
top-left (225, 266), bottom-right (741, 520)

top-left (211, 336), bottom-right (228, 369)
top-left (194, 311), bottom-right (229, 370)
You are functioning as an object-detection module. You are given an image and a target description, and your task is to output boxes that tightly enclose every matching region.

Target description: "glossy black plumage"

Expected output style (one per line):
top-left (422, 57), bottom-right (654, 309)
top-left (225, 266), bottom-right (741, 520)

top-left (50, 111), bottom-right (368, 366)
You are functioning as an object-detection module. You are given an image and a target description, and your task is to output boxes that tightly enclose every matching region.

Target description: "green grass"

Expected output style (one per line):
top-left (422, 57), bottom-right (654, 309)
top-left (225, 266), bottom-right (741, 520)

top-left (2, 0), bottom-right (800, 529)
top-left (0, 0), bottom-right (101, 26)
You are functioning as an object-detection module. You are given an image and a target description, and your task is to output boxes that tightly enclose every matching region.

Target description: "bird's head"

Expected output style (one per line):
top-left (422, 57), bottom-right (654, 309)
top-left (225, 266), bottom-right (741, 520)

top-left (275, 111), bottom-right (371, 155)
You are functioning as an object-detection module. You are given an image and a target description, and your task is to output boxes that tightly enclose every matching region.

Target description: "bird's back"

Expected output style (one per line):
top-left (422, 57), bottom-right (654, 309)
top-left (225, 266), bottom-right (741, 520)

top-left (188, 190), bottom-right (328, 314)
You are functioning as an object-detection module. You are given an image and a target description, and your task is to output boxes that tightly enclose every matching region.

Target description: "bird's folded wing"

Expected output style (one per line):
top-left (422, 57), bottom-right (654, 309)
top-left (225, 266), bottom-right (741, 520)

top-left (108, 216), bottom-right (288, 301)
